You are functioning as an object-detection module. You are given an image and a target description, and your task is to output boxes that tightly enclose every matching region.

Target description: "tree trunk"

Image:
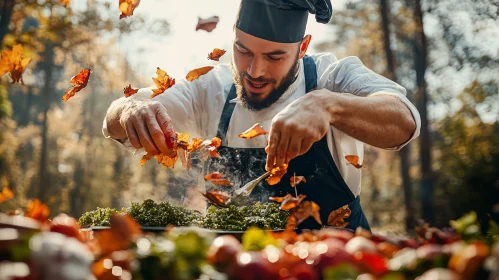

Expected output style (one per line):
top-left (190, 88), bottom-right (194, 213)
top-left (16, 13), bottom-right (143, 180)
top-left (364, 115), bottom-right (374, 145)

top-left (0, 0), bottom-right (15, 47)
top-left (379, 0), bottom-right (415, 230)
top-left (36, 42), bottom-right (54, 200)
top-left (414, 0), bottom-right (434, 224)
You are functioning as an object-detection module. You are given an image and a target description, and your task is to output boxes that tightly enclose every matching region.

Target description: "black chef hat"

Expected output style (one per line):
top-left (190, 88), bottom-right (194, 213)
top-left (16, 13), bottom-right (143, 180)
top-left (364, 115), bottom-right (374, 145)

top-left (236, 0), bottom-right (332, 43)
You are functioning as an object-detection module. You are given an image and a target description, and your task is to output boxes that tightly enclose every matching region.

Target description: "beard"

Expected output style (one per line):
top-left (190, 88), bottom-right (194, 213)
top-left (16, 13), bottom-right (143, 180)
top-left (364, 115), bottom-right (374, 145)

top-left (231, 53), bottom-right (300, 112)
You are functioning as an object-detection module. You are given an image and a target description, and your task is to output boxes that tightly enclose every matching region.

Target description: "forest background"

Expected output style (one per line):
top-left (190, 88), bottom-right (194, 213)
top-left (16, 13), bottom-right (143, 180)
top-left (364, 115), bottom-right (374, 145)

top-left (0, 0), bottom-right (498, 234)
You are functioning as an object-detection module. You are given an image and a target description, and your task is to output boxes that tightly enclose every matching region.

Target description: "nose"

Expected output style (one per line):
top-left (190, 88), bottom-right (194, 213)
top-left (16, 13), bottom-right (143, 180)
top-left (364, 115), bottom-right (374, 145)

top-left (247, 56), bottom-right (265, 79)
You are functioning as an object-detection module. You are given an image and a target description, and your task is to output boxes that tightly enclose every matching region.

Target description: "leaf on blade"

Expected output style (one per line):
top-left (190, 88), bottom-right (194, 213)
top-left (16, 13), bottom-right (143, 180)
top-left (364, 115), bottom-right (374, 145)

top-left (202, 190), bottom-right (229, 207)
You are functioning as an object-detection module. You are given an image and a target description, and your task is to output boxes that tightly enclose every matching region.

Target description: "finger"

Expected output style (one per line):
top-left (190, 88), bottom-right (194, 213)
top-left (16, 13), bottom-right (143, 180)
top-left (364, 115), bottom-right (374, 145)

top-left (145, 115), bottom-right (170, 155)
top-left (266, 130), bottom-right (280, 171)
top-left (275, 131), bottom-right (290, 168)
top-left (286, 135), bottom-right (302, 163)
top-left (126, 122), bottom-right (142, 149)
top-left (132, 118), bottom-right (160, 155)
top-left (155, 107), bottom-right (176, 149)
top-left (299, 138), bottom-right (315, 156)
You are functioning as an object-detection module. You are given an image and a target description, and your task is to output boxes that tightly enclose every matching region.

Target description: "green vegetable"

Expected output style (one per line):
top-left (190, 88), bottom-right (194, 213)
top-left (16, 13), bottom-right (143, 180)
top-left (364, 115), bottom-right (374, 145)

top-left (128, 199), bottom-right (200, 227)
top-left (202, 202), bottom-right (289, 231)
top-left (78, 207), bottom-right (122, 227)
top-left (78, 200), bottom-right (288, 231)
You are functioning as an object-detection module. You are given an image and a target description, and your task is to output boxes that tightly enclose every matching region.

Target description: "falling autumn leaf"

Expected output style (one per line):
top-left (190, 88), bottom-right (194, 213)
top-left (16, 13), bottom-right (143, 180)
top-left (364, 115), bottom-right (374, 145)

top-left (327, 204), bottom-right (351, 228)
top-left (25, 199), bottom-right (50, 222)
top-left (123, 84), bottom-right (139, 97)
top-left (345, 155), bottom-right (362, 169)
top-left (280, 194), bottom-right (306, 211)
top-left (290, 175), bottom-right (306, 187)
top-left (0, 44), bottom-right (32, 84)
top-left (60, 0), bottom-right (70, 6)
top-left (202, 190), bottom-right (229, 207)
top-left (0, 186), bottom-right (14, 204)
top-left (155, 153), bottom-right (179, 168)
top-left (62, 68), bottom-right (92, 101)
top-left (208, 48), bottom-right (226, 61)
top-left (204, 172), bottom-right (224, 181)
top-left (177, 132), bottom-right (191, 143)
top-left (238, 123), bottom-right (268, 140)
top-left (186, 66), bottom-right (214, 82)
top-left (195, 16), bottom-right (219, 32)
top-left (151, 67), bottom-right (175, 98)
top-left (285, 201), bottom-right (321, 231)
top-left (187, 137), bottom-right (203, 152)
top-left (119, 0), bottom-right (140, 19)
top-left (202, 137), bottom-right (222, 158)
top-left (269, 193), bottom-right (294, 203)
top-left (267, 164), bottom-right (288, 186)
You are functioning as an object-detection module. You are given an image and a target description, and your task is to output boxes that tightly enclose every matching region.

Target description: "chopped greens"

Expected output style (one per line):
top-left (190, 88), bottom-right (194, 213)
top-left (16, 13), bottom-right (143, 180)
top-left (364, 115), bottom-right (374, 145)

top-left (202, 202), bottom-right (289, 231)
top-left (78, 200), bottom-right (288, 231)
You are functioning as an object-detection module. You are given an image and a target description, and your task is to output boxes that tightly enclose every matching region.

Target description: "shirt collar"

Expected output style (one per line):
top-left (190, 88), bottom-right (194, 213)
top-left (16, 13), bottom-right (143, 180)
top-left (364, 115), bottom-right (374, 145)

top-left (229, 59), bottom-right (305, 104)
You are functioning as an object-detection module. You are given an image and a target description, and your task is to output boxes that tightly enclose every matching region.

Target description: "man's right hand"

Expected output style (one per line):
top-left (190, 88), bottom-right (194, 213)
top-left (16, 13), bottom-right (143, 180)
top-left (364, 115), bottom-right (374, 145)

top-left (106, 98), bottom-right (177, 156)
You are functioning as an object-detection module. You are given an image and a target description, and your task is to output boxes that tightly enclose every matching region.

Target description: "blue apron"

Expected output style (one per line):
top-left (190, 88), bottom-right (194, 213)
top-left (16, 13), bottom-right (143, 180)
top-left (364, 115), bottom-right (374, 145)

top-left (206, 56), bottom-right (370, 231)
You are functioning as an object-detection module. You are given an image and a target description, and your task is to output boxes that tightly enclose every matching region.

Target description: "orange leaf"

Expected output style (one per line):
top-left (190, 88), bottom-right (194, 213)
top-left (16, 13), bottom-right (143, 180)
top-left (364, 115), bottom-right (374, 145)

top-left (151, 67), bottom-right (175, 98)
top-left (195, 16), bottom-right (219, 32)
top-left (0, 186), bottom-right (14, 203)
top-left (204, 172), bottom-right (224, 181)
top-left (202, 190), bottom-right (229, 207)
top-left (202, 137), bottom-right (222, 158)
top-left (0, 44), bottom-right (32, 85)
top-left (177, 132), bottom-right (190, 143)
top-left (60, 0), bottom-right (70, 6)
top-left (290, 175), bottom-right (306, 187)
top-left (119, 0), bottom-right (140, 19)
top-left (286, 201), bottom-right (321, 231)
top-left (139, 153), bottom-right (154, 166)
top-left (155, 153), bottom-right (179, 168)
top-left (269, 193), bottom-right (293, 203)
top-left (25, 199), bottom-right (50, 222)
top-left (327, 204), bottom-right (351, 228)
top-left (345, 155), bottom-right (362, 169)
top-left (267, 164), bottom-right (288, 186)
top-left (187, 137), bottom-right (203, 152)
top-left (62, 68), bottom-right (92, 101)
top-left (238, 123), bottom-right (268, 140)
top-left (280, 194), bottom-right (306, 211)
top-left (186, 66), bottom-right (214, 82)
top-left (123, 84), bottom-right (139, 97)
top-left (207, 48), bottom-right (226, 61)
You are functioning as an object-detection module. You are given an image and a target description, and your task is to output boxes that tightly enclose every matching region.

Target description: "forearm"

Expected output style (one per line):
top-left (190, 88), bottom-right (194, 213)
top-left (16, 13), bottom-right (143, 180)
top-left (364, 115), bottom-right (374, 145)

top-left (313, 90), bottom-right (416, 149)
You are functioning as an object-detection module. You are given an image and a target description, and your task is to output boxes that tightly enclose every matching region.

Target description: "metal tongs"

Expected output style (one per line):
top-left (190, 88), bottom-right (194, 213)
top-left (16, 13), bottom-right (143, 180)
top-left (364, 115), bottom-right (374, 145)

top-left (227, 171), bottom-right (271, 206)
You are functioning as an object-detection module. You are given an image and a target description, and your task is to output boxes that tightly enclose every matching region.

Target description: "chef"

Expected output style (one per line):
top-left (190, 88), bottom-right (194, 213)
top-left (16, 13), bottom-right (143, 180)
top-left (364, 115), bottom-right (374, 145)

top-left (103, 0), bottom-right (421, 231)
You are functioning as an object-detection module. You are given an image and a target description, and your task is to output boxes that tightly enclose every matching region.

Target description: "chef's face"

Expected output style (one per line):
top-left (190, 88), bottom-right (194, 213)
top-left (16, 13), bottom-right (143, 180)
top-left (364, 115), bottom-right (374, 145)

top-left (232, 28), bottom-right (311, 111)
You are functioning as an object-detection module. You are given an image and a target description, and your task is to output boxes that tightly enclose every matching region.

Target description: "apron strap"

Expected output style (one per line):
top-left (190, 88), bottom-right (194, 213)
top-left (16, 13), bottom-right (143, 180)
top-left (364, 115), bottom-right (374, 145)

top-left (216, 84), bottom-right (237, 146)
top-left (216, 55), bottom-right (318, 145)
top-left (303, 55), bottom-right (317, 93)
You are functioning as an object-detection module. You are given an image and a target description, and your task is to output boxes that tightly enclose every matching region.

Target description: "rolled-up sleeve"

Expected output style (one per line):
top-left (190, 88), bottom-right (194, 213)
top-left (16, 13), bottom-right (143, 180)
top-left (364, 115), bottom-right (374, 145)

top-left (314, 54), bottom-right (421, 150)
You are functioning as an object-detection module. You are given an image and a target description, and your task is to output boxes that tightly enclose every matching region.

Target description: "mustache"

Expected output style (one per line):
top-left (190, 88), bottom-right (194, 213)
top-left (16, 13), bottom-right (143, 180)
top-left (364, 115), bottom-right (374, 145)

top-left (240, 72), bottom-right (276, 84)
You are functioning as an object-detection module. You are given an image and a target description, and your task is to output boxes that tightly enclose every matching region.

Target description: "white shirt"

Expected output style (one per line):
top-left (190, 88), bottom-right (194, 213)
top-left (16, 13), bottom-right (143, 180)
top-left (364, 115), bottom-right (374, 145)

top-left (103, 53), bottom-right (421, 197)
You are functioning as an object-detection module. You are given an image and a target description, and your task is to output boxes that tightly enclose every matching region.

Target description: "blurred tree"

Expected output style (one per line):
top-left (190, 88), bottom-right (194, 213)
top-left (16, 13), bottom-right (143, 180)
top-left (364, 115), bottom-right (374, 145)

top-left (379, 0), bottom-right (415, 231)
top-left (434, 80), bottom-right (499, 230)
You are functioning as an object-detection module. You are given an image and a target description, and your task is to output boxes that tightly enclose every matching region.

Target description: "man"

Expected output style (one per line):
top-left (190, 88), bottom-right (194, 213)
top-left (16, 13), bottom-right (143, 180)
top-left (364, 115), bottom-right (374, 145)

top-left (103, 0), bottom-right (420, 231)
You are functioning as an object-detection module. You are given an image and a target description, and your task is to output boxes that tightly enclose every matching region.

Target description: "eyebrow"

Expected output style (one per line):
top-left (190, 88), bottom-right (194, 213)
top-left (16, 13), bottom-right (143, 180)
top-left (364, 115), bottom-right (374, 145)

top-left (235, 41), bottom-right (288, 56)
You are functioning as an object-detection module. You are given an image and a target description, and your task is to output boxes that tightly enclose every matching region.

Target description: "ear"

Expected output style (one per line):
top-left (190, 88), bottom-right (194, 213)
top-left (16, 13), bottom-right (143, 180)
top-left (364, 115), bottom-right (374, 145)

top-left (298, 35), bottom-right (312, 59)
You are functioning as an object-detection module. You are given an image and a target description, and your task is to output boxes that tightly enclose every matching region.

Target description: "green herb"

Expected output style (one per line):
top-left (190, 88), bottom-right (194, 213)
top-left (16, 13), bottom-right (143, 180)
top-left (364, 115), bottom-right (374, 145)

top-left (202, 202), bottom-right (289, 231)
top-left (78, 207), bottom-right (123, 227)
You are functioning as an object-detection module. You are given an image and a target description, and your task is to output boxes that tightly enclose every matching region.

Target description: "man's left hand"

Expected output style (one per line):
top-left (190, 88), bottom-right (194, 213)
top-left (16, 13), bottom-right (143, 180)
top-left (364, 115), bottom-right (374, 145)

top-left (266, 89), bottom-right (332, 170)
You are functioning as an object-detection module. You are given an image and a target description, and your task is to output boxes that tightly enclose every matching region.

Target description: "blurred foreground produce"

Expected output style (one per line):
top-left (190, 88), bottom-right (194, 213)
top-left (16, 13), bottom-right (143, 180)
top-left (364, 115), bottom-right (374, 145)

top-left (1, 200), bottom-right (498, 280)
